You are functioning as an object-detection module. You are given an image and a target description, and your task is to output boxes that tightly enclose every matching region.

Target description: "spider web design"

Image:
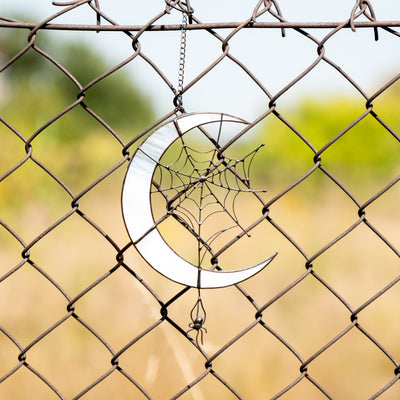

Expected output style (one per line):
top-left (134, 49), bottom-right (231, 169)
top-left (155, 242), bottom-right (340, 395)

top-left (150, 124), bottom-right (267, 271)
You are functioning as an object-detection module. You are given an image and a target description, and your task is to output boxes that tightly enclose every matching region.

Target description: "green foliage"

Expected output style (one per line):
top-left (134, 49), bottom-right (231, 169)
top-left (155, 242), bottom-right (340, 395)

top-left (1, 29), bottom-right (154, 139)
top-left (251, 91), bottom-right (400, 193)
top-left (0, 27), bottom-right (155, 212)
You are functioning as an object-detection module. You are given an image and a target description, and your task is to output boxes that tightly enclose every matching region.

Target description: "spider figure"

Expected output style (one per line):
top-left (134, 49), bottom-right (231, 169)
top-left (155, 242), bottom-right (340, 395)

top-left (187, 296), bottom-right (207, 346)
top-left (187, 315), bottom-right (207, 346)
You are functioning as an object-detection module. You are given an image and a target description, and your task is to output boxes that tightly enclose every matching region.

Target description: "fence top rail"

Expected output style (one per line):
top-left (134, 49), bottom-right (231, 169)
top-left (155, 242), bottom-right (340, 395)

top-left (1, 19), bottom-right (400, 32)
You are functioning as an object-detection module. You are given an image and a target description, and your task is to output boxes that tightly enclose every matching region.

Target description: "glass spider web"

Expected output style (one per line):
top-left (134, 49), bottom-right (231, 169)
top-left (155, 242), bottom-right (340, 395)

top-left (150, 122), bottom-right (267, 271)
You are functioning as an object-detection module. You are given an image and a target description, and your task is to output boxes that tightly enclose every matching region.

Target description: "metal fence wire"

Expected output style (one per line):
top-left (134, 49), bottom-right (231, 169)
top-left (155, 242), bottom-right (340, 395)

top-left (1, 0), bottom-right (400, 399)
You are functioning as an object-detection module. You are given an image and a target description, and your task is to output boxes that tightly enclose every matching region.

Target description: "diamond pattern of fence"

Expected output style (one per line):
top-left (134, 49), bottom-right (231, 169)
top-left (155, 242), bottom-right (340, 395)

top-left (1, 1), bottom-right (400, 399)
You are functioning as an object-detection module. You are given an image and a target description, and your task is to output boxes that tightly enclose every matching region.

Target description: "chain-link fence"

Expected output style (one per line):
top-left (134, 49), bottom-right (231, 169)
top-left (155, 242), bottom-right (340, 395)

top-left (1, 1), bottom-right (400, 399)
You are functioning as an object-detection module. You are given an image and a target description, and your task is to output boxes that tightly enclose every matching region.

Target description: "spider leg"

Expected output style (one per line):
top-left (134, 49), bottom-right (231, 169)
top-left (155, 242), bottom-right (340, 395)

top-left (187, 327), bottom-right (194, 337)
top-left (196, 329), bottom-right (204, 346)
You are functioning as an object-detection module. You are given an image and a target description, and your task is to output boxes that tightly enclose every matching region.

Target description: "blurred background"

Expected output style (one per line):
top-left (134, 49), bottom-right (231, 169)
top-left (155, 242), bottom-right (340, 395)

top-left (1, 1), bottom-right (400, 399)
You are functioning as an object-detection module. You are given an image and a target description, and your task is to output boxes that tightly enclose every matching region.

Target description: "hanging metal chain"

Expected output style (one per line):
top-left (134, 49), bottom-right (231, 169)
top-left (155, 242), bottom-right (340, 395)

top-left (167, 1), bottom-right (193, 110)
top-left (176, 10), bottom-right (188, 110)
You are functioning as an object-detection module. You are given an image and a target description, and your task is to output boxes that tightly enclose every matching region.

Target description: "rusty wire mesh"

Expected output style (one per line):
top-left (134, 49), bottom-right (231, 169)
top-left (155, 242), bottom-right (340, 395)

top-left (1, 0), bottom-right (400, 399)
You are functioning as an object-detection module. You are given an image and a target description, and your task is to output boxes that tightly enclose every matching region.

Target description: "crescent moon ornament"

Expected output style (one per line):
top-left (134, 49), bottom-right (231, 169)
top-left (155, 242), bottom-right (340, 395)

top-left (122, 112), bottom-right (277, 289)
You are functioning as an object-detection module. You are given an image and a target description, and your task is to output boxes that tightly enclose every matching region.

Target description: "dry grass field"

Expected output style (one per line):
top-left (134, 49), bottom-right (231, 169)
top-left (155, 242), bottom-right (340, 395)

top-left (1, 111), bottom-right (400, 399)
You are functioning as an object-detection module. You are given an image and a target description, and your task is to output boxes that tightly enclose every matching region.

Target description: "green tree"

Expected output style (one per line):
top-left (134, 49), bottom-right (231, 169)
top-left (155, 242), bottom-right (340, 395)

top-left (1, 28), bottom-right (154, 141)
top-left (0, 26), bottom-right (155, 208)
top-left (251, 90), bottom-right (400, 196)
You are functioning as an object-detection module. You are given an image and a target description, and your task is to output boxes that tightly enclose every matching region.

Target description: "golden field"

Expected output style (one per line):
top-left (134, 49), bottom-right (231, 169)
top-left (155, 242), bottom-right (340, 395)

top-left (1, 107), bottom-right (400, 399)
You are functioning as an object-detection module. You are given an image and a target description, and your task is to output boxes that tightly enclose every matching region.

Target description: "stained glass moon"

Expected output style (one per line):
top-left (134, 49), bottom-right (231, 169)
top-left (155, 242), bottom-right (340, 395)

top-left (122, 113), bottom-right (276, 288)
